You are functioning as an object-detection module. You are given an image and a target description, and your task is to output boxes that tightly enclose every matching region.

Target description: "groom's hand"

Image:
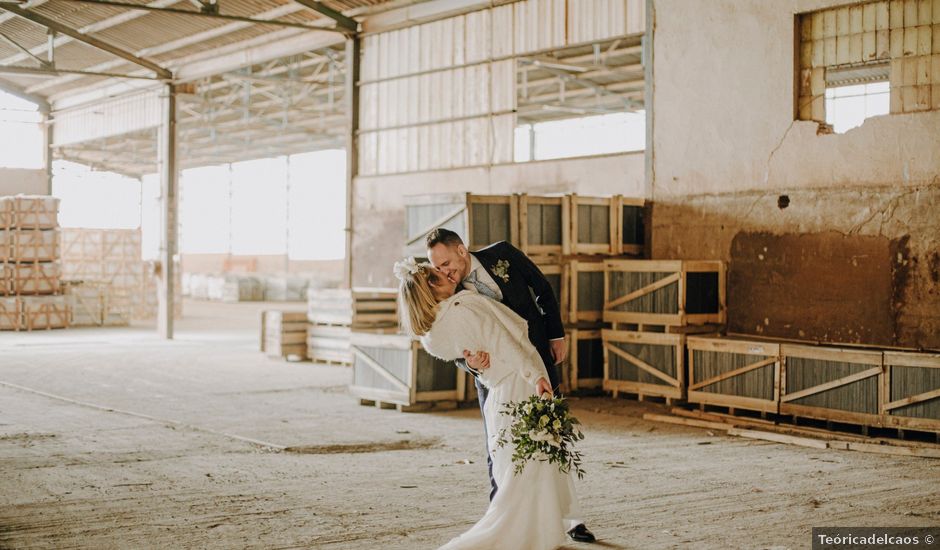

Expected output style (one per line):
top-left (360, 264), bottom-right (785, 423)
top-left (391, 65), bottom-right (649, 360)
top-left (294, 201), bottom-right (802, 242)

top-left (463, 349), bottom-right (490, 370)
top-left (550, 338), bottom-right (567, 365)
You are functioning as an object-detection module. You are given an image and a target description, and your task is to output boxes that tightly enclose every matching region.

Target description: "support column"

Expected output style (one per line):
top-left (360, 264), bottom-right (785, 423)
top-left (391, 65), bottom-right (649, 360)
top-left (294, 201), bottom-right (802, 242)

top-left (643, 0), bottom-right (654, 201)
top-left (343, 36), bottom-right (360, 289)
top-left (42, 111), bottom-right (52, 195)
top-left (157, 83), bottom-right (178, 339)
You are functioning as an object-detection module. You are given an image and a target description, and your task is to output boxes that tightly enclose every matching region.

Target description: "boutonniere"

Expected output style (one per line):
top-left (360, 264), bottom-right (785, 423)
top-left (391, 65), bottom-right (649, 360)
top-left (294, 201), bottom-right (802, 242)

top-left (491, 259), bottom-right (510, 283)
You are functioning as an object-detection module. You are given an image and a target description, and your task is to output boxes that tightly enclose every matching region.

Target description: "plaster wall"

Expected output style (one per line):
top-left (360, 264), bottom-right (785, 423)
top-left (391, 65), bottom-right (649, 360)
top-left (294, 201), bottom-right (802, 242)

top-left (651, 0), bottom-right (940, 348)
top-left (0, 168), bottom-right (48, 196)
top-left (352, 152), bottom-right (645, 286)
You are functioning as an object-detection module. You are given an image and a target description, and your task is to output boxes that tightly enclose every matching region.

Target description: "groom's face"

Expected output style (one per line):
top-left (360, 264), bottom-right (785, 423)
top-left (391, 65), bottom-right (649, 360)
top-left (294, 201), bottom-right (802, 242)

top-left (427, 242), bottom-right (470, 284)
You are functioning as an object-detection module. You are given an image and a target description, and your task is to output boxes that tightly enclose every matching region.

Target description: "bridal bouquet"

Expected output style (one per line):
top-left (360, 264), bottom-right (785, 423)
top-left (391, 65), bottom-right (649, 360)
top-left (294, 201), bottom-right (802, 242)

top-left (495, 394), bottom-right (586, 479)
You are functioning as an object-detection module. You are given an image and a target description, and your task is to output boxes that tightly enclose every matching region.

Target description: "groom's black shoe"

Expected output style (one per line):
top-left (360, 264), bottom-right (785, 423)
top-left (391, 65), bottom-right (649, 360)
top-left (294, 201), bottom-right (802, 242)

top-left (568, 524), bottom-right (596, 543)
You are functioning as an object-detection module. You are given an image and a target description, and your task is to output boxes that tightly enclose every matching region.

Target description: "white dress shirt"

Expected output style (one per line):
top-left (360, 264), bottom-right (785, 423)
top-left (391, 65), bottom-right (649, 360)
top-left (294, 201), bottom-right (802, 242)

top-left (463, 254), bottom-right (503, 301)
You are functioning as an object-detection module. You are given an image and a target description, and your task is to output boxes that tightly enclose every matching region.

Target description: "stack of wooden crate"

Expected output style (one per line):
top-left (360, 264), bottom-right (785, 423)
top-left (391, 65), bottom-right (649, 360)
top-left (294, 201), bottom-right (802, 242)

top-left (0, 195), bottom-right (69, 331)
top-left (306, 287), bottom-right (398, 366)
top-left (60, 228), bottom-right (181, 323)
top-left (601, 259), bottom-right (727, 403)
top-left (404, 192), bottom-right (649, 393)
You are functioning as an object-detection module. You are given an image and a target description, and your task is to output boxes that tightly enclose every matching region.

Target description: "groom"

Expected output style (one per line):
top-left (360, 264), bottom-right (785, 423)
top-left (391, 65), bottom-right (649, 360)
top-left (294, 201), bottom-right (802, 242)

top-left (426, 228), bottom-right (596, 544)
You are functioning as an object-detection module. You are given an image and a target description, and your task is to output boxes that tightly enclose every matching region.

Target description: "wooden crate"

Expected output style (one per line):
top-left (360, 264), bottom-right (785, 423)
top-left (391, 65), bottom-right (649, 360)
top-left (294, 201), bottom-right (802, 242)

top-left (0, 296), bottom-right (21, 330)
top-left (569, 194), bottom-right (618, 255)
top-left (7, 229), bottom-right (59, 262)
top-left (566, 328), bottom-right (604, 391)
top-left (260, 310), bottom-right (308, 359)
top-left (307, 287), bottom-right (398, 328)
top-left (536, 262), bottom-right (569, 324)
top-left (0, 197), bottom-right (12, 229)
top-left (404, 193), bottom-right (518, 256)
top-left (780, 344), bottom-right (883, 427)
top-left (64, 281), bottom-right (105, 327)
top-left (568, 259), bottom-right (605, 323)
top-left (882, 351), bottom-right (940, 433)
top-left (11, 196), bottom-right (59, 230)
top-left (602, 329), bottom-right (685, 400)
top-left (687, 336), bottom-right (781, 414)
top-left (519, 194), bottom-right (570, 257)
top-left (350, 332), bottom-right (465, 409)
top-left (20, 295), bottom-right (69, 330)
top-left (307, 324), bottom-right (353, 365)
top-left (614, 196), bottom-right (647, 256)
top-left (10, 262), bottom-right (60, 295)
top-left (603, 259), bottom-right (726, 328)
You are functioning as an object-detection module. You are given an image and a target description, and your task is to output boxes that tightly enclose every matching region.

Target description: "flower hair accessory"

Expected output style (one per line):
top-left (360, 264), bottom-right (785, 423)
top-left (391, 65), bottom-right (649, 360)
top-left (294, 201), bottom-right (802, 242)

top-left (393, 257), bottom-right (421, 282)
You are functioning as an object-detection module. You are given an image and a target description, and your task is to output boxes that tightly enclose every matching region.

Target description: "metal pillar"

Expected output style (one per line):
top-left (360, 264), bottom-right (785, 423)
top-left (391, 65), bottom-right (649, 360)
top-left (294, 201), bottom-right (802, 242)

top-left (343, 36), bottom-right (360, 289)
top-left (157, 83), bottom-right (178, 339)
top-left (643, 0), bottom-right (654, 201)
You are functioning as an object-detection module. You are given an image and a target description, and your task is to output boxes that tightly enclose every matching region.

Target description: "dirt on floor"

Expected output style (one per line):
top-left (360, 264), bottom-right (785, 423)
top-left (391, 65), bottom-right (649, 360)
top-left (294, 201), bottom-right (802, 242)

top-left (0, 300), bottom-right (938, 549)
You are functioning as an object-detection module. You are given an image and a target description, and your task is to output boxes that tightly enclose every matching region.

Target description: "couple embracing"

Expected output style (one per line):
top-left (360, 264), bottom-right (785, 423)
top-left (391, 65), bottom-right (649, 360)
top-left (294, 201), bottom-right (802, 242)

top-left (395, 228), bottom-right (596, 550)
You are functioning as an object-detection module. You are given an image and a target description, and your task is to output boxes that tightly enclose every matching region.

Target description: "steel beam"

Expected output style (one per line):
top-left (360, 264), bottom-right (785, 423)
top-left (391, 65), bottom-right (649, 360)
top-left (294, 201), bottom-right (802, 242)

top-left (343, 36), bottom-right (359, 289)
top-left (157, 83), bottom-right (178, 339)
top-left (293, 0), bottom-right (357, 34)
top-left (0, 3), bottom-right (172, 78)
top-left (0, 64), bottom-right (163, 80)
top-left (62, 0), bottom-right (344, 32)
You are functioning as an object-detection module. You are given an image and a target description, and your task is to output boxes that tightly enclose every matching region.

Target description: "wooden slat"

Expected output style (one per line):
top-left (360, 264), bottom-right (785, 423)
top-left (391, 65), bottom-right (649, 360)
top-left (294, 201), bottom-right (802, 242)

top-left (726, 428), bottom-right (829, 450)
top-left (352, 347), bottom-right (411, 393)
top-left (883, 387), bottom-right (940, 411)
top-left (605, 272), bottom-right (680, 310)
top-left (689, 357), bottom-right (778, 391)
top-left (605, 342), bottom-right (678, 386)
top-left (781, 366), bottom-right (882, 402)
top-left (405, 205), bottom-right (466, 245)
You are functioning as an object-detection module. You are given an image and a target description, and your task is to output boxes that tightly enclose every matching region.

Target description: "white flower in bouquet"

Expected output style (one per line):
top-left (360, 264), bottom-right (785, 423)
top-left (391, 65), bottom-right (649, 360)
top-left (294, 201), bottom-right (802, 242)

top-left (496, 394), bottom-right (586, 479)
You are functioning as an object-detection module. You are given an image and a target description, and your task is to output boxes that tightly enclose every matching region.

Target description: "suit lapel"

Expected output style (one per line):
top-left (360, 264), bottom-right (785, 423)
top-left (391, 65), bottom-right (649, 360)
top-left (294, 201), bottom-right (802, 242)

top-left (472, 249), bottom-right (512, 305)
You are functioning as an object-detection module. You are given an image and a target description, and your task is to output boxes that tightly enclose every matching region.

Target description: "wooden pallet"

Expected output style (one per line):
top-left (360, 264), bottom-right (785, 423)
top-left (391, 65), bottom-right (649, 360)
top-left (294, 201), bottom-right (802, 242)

top-left (780, 344), bottom-right (884, 427)
top-left (0, 296), bottom-right (21, 330)
top-left (20, 295), bottom-right (69, 330)
top-left (6, 229), bottom-right (59, 262)
top-left (882, 351), bottom-right (940, 433)
top-left (566, 328), bottom-right (604, 391)
top-left (403, 193), bottom-right (519, 257)
top-left (518, 194), bottom-right (570, 258)
top-left (568, 259), bottom-right (605, 324)
top-left (307, 287), bottom-right (398, 328)
top-left (602, 329), bottom-right (685, 400)
top-left (0, 197), bottom-right (12, 229)
top-left (10, 196), bottom-right (59, 230)
top-left (535, 261), bottom-right (569, 324)
top-left (349, 332), bottom-right (465, 409)
top-left (603, 259), bottom-right (726, 328)
top-left (686, 335), bottom-right (781, 414)
top-left (63, 281), bottom-right (105, 326)
top-left (9, 262), bottom-right (61, 295)
top-left (357, 398), bottom-right (458, 413)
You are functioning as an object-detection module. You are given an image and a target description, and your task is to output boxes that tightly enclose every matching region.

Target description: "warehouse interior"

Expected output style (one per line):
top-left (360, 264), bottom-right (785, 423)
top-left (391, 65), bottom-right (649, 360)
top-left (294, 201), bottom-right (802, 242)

top-left (1, 0), bottom-right (939, 548)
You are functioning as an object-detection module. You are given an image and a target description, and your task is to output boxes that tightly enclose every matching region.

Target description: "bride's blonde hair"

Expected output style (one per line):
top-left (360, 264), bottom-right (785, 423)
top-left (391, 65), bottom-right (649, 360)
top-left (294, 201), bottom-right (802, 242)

top-left (394, 258), bottom-right (438, 336)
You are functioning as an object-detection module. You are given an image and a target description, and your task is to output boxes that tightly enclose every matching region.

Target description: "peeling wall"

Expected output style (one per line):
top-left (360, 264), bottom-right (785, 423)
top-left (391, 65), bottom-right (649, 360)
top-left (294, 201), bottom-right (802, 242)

top-left (0, 168), bottom-right (48, 196)
top-left (352, 152), bottom-right (645, 287)
top-left (651, 0), bottom-right (940, 349)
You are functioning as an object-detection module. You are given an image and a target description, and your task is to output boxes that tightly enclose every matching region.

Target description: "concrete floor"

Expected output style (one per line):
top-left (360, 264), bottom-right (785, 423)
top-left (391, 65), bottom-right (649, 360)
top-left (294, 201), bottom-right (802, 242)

top-left (1, 300), bottom-right (938, 549)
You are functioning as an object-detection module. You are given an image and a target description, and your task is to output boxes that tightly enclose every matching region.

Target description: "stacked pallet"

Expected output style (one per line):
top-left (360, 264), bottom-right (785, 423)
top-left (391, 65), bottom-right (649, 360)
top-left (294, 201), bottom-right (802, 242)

top-left (306, 287), bottom-right (398, 366)
top-left (601, 260), bottom-right (727, 403)
top-left (0, 195), bottom-right (69, 331)
top-left (260, 310), bottom-right (307, 360)
top-left (60, 229), bottom-right (181, 323)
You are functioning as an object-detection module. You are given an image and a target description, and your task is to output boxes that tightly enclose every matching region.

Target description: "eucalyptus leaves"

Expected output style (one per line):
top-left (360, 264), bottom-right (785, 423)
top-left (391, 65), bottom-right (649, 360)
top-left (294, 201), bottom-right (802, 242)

top-left (496, 394), bottom-right (586, 479)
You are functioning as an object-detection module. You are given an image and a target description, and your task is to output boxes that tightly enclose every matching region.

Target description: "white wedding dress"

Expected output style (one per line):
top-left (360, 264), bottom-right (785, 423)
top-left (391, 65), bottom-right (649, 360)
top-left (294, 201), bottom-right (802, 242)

top-left (421, 292), bottom-right (582, 550)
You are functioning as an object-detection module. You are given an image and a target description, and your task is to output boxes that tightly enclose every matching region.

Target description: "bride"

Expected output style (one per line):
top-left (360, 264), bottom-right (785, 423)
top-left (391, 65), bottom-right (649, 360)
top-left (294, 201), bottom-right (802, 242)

top-left (395, 258), bottom-right (582, 550)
